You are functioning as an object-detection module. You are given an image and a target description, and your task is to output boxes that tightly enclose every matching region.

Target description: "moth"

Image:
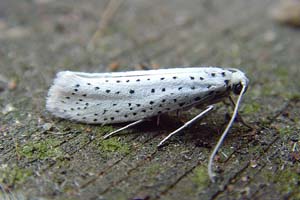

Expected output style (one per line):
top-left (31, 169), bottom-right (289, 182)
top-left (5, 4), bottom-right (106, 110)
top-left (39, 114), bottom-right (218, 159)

top-left (46, 67), bottom-right (249, 181)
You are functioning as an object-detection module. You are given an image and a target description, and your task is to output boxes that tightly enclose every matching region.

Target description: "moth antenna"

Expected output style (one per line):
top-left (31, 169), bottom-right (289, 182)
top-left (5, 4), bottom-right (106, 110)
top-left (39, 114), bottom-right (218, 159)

top-left (208, 84), bottom-right (247, 182)
top-left (228, 96), bottom-right (254, 130)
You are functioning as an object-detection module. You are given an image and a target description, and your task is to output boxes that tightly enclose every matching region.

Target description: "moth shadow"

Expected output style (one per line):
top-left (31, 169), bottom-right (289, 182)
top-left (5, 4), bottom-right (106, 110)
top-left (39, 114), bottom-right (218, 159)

top-left (113, 113), bottom-right (227, 147)
top-left (110, 114), bottom-right (182, 139)
top-left (138, 115), bottom-right (184, 133)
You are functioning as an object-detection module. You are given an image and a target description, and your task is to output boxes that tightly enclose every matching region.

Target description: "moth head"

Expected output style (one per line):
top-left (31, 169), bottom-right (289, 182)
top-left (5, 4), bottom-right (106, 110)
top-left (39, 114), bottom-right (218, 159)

top-left (229, 68), bottom-right (249, 95)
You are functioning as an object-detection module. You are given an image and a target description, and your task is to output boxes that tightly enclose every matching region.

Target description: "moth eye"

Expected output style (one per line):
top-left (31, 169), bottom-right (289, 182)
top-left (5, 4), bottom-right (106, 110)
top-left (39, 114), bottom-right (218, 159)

top-left (232, 83), bottom-right (243, 95)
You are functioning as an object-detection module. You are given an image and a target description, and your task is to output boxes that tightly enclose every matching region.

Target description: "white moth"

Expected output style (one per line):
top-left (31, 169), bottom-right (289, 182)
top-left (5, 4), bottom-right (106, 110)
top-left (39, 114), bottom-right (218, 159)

top-left (46, 67), bottom-right (249, 182)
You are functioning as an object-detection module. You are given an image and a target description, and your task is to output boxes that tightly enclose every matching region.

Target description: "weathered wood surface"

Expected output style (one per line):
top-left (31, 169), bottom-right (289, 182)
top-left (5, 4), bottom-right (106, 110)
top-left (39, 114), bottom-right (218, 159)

top-left (0, 0), bottom-right (299, 199)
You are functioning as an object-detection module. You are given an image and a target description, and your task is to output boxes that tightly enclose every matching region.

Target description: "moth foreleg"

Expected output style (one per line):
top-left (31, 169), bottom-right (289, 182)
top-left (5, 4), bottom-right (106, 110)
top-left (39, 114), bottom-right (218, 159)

top-left (157, 105), bottom-right (214, 148)
top-left (103, 119), bottom-right (144, 139)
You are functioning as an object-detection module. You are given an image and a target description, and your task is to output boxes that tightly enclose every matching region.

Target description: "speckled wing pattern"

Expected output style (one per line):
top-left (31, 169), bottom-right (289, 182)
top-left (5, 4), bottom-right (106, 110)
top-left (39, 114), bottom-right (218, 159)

top-left (46, 67), bottom-right (235, 124)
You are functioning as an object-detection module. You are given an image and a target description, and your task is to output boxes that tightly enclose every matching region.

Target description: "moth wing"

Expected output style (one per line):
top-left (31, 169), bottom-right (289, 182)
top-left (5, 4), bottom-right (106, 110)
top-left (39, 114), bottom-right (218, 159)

top-left (65, 67), bottom-right (224, 78)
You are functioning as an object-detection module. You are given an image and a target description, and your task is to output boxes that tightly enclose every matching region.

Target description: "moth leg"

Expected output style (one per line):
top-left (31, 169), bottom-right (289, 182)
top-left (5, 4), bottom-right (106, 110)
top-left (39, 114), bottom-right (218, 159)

top-left (228, 96), bottom-right (254, 130)
top-left (156, 115), bottom-right (161, 126)
top-left (157, 105), bottom-right (214, 147)
top-left (176, 110), bottom-right (181, 117)
top-left (103, 119), bottom-right (144, 139)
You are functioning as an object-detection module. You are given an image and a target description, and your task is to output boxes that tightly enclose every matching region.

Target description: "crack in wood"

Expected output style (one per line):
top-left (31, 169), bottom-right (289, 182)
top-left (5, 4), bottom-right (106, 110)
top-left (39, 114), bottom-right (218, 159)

top-left (99, 150), bottom-right (158, 195)
top-left (77, 131), bottom-right (162, 192)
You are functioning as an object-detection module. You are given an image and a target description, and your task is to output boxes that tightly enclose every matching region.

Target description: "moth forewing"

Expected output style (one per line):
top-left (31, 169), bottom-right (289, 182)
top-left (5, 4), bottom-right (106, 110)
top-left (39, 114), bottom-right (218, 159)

top-left (46, 67), bottom-right (237, 124)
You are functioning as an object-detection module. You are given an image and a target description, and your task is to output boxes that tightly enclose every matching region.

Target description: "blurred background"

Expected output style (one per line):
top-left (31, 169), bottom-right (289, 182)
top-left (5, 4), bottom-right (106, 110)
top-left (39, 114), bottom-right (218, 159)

top-left (0, 0), bottom-right (299, 199)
